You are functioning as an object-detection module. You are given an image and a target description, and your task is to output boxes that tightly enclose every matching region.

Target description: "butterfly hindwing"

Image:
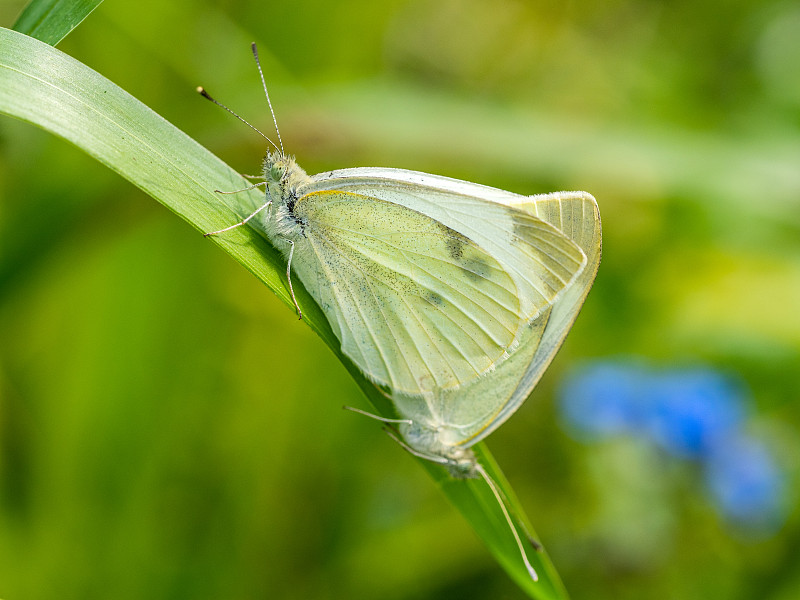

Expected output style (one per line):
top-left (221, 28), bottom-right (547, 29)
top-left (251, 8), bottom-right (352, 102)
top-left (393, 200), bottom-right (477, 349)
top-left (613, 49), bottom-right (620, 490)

top-left (388, 190), bottom-right (600, 448)
top-left (464, 191), bottom-right (602, 445)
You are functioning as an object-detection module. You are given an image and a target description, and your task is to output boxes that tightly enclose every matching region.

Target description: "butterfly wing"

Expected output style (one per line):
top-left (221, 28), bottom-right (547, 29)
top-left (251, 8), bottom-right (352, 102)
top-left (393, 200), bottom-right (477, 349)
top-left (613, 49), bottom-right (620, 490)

top-left (465, 190), bottom-right (602, 444)
top-left (301, 169), bottom-right (599, 447)
top-left (390, 190), bottom-right (601, 449)
top-left (290, 182), bottom-right (587, 397)
top-left (305, 169), bottom-right (586, 322)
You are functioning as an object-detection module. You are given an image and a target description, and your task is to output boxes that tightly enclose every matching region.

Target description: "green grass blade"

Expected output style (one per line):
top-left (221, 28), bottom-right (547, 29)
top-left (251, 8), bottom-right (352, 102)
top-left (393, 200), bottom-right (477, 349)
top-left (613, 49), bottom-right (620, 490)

top-left (0, 27), bottom-right (568, 599)
top-left (12, 0), bottom-right (104, 46)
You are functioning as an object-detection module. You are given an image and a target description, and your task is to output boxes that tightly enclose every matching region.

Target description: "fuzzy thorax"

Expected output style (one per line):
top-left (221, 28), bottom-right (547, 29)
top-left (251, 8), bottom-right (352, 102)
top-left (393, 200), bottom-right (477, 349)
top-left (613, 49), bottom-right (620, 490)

top-left (261, 152), bottom-right (312, 242)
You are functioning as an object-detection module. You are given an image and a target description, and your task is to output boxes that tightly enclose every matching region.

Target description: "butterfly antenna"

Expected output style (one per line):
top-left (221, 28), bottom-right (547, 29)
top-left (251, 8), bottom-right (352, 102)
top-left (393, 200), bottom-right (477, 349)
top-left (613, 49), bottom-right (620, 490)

top-left (196, 86), bottom-right (281, 154)
top-left (251, 42), bottom-right (285, 156)
top-left (475, 464), bottom-right (539, 582)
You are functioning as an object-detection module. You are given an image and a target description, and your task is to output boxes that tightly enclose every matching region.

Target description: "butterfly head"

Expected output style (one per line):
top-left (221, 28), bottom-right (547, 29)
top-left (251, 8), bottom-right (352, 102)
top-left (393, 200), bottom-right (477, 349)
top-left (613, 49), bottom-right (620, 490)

top-left (263, 151), bottom-right (310, 198)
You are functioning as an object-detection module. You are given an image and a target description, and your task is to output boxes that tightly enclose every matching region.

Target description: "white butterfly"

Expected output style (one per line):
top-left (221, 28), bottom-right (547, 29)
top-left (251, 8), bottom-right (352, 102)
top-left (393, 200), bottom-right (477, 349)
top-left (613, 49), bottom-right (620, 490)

top-left (262, 155), bottom-right (599, 458)
top-left (201, 44), bottom-right (601, 581)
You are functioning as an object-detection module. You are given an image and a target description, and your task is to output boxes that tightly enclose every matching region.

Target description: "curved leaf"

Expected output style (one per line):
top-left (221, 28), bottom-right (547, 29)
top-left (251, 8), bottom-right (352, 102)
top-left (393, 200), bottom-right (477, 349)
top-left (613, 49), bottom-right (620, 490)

top-left (12, 0), bottom-right (104, 46)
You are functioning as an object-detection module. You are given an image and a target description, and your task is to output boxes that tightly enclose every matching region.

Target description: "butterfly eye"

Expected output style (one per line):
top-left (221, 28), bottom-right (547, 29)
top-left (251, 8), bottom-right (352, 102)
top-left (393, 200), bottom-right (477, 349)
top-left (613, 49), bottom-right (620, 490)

top-left (269, 164), bottom-right (284, 182)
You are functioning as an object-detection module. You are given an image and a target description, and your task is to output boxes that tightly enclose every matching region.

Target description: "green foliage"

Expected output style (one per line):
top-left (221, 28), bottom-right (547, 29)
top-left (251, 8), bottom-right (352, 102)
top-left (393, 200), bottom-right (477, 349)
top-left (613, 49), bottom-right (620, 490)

top-left (2, 1), bottom-right (799, 600)
top-left (12, 0), bottom-right (104, 45)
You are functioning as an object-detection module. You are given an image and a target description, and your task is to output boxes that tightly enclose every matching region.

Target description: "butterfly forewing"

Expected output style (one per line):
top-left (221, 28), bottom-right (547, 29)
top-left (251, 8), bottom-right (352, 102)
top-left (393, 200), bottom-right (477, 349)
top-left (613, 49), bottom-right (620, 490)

top-left (293, 190), bottom-right (527, 394)
top-left (305, 170), bottom-right (588, 322)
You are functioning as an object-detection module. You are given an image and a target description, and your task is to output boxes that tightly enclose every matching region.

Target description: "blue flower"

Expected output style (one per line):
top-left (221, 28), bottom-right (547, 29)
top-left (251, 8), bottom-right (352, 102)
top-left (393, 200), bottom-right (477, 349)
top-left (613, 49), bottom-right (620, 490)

top-left (642, 369), bottom-right (747, 459)
top-left (557, 360), bottom-right (647, 439)
top-left (557, 358), bottom-right (790, 535)
top-left (559, 361), bottom-right (747, 458)
top-left (704, 435), bottom-right (787, 532)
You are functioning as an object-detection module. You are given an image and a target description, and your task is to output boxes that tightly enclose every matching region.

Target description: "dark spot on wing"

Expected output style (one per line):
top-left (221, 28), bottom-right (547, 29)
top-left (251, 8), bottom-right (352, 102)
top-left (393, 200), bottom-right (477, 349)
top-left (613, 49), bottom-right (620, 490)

top-left (461, 257), bottom-right (491, 282)
top-left (435, 222), bottom-right (471, 261)
top-left (425, 292), bottom-right (445, 307)
top-left (431, 222), bottom-right (493, 284)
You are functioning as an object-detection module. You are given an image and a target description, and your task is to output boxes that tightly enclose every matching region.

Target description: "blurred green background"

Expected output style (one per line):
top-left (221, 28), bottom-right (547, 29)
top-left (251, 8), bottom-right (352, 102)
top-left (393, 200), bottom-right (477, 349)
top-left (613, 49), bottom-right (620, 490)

top-left (1, 0), bottom-right (799, 598)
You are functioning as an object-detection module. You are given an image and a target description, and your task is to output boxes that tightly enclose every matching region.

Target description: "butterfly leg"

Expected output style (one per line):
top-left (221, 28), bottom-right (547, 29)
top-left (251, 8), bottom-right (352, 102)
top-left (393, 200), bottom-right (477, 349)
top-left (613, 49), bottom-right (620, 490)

top-left (204, 197), bottom-right (272, 237)
top-left (213, 181), bottom-right (267, 194)
top-left (342, 408), bottom-right (450, 464)
top-left (343, 405), bottom-right (412, 425)
top-left (285, 239), bottom-right (302, 319)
